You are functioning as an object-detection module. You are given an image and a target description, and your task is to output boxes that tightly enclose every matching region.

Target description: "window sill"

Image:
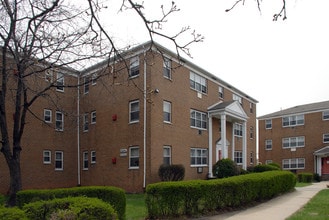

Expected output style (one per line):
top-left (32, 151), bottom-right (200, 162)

top-left (129, 167), bottom-right (139, 170)
top-left (190, 165), bottom-right (208, 168)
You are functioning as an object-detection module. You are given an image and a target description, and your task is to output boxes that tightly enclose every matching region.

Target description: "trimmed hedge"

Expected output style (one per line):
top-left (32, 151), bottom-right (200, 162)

top-left (297, 172), bottom-right (313, 183)
top-left (145, 171), bottom-right (296, 218)
top-left (23, 196), bottom-right (117, 220)
top-left (0, 207), bottom-right (28, 220)
top-left (253, 164), bottom-right (280, 172)
top-left (16, 186), bottom-right (125, 220)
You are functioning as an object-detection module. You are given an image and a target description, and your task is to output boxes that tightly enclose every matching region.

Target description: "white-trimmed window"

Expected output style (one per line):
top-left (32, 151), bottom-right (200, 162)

top-left (282, 136), bottom-right (305, 149)
top-left (265, 160), bottom-right (273, 165)
top-left (265, 119), bottom-right (272, 129)
top-left (190, 109), bottom-right (207, 130)
top-left (234, 123), bottom-right (243, 137)
top-left (282, 114), bottom-right (304, 127)
top-left (56, 72), bottom-right (64, 92)
top-left (44, 109), bottom-right (52, 123)
top-left (163, 57), bottom-right (171, 79)
top-left (323, 111), bottom-right (329, 120)
top-left (282, 158), bottom-right (305, 170)
top-left (163, 146), bottom-right (171, 165)
top-left (163, 101), bottom-right (171, 123)
top-left (83, 113), bottom-right (89, 132)
top-left (129, 146), bottom-right (139, 168)
top-left (190, 148), bottom-right (208, 166)
top-left (91, 151), bottom-right (96, 164)
top-left (91, 111), bottom-right (96, 124)
top-left (129, 100), bottom-right (140, 123)
top-left (250, 103), bottom-right (254, 113)
top-left (92, 73), bottom-right (97, 85)
top-left (83, 151), bottom-right (88, 170)
top-left (219, 86), bottom-right (224, 99)
top-left (43, 150), bottom-right (51, 164)
top-left (234, 151), bottom-right (243, 164)
top-left (129, 56), bottom-right (139, 78)
top-left (233, 94), bottom-right (242, 104)
top-left (265, 139), bottom-right (272, 150)
top-left (250, 151), bottom-right (254, 164)
top-left (250, 126), bottom-right (254, 139)
top-left (190, 72), bottom-right (207, 93)
top-left (84, 76), bottom-right (90, 94)
top-left (45, 70), bottom-right (53, 82)
top-left (323, 133), bottom-right (329, 143)
top-left (55, 151), bottom-right (63, 170)
top-left (55, 111), bottom-right (64, 131)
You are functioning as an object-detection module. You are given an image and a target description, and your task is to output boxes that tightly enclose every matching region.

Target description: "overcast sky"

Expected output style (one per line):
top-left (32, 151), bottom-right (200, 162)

top-left (101, 0), bottom-right (329, 116)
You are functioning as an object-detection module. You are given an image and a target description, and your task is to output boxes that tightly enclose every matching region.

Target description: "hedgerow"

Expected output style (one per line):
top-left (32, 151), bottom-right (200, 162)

top-left (145, 171), bottom-right (296, 219)
top-left (16, 186), bottom-right (125, 220)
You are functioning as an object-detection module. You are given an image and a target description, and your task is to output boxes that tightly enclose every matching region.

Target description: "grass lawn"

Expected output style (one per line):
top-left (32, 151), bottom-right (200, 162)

top-left (126, 194), bottom-right (147, 220)
top-left (287, 189), bottom-right (329, 220)
top-left (295, 182), bottom-right (312, 187)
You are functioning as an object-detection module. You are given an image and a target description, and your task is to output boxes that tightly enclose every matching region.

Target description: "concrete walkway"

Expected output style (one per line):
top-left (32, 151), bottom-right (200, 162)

top-left (198, 181), bottom-right (328, 220)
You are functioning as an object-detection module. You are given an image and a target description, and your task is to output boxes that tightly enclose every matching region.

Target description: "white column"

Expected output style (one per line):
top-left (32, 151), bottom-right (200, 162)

top-left (208, 114), bottom-right (213, 178)
top-left (242, 121), bottom-right (247, 170)
top-left (231, 123), bottom-right (235, 161)
top-left (221, 114), bottom-right (227, 158)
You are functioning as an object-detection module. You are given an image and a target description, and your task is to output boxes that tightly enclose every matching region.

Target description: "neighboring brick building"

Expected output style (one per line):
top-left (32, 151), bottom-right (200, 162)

top-left (0, 41), bottom-right (258, 193)
top-left (258, 100), bottom-right (329, 180)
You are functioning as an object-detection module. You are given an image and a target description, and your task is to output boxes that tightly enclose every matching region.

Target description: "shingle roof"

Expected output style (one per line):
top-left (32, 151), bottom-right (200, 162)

top-left (314, 146), bottom-right (329, 156)
top-left (258, 100), bottom-right (329, 119)
top-left (208, 100), bottom-right (236, 111)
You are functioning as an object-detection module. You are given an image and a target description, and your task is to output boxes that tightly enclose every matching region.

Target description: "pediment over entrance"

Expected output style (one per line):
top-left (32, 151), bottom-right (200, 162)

top-left (208, 100), bottom-right (248, 121)
top-left (216, 138), bottom-right (230, 146)
top-left (314, 146), bottom-right (329, 156)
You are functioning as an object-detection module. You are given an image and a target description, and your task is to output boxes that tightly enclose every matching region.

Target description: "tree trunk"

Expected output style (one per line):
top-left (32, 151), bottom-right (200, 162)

top-left (6, 157), bottom-right (22, 207)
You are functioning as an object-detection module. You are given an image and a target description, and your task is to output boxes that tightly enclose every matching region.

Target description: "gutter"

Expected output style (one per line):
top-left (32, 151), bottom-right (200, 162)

top-left (143, 49), bottom-right (147, 189)
top-left (77, 75), bottom-right (81, 186)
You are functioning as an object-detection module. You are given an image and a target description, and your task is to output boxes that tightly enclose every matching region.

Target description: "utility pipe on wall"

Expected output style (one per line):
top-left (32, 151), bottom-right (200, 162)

top-left (143, 49), bottom-right (147, 189)
top-left (77, 75), bottom-right (81, 186)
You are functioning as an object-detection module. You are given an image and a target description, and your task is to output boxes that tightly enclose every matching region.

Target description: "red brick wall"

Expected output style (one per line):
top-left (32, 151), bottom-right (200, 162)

top-left (259, 111), bottom-right (329, 173)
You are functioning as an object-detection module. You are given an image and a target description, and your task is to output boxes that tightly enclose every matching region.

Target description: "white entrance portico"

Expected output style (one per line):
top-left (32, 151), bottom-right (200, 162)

top-left (207, 100), bottom-right (249, 178)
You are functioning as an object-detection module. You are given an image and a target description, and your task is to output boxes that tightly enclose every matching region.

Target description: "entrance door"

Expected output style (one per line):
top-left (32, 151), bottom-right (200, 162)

top-left (322, 157), bottom-right (329, 174)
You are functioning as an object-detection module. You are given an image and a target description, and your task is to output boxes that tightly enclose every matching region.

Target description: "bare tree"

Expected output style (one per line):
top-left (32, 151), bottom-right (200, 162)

top-left (0, 0), bottom-right (202, 206)
top-left (226, 0), bottom-right (287, 21)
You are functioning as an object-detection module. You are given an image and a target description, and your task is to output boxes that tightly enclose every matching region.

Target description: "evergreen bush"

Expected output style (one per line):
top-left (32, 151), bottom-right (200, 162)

top-left (17, 186), bottom-right (125, 220)
top-left (253, 164), bottom-right (280, 172)
top-left (0, 207), bottom-right (28, 220)
top-left (23, 196), bottom-right (117, 220)
top-left (212, 158), bottom-right (238, 178)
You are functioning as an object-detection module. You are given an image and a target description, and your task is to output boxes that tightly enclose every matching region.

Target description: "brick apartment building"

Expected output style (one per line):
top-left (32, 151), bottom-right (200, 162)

top-left (0, 41), bottom-right (258, 193)
top-left (258, 101), bottom-right (329, 180)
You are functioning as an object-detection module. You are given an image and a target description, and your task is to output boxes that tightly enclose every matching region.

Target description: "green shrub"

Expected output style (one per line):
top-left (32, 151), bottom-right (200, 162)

top-left (253, 164), bottom-right (280, 173)
top-left (158, 164), bottom-right (185, 181)
top-left (297, 173), bottom-right (313, 183)
top-left (146, 171), bottom-right (296, 219)
top-left (268, 162), bottom-right (281, 169)
top-left (23, 196), bottom-right (117, 220)
top-left (0, 207), bottom-right (28, 220)
top-left (17, 186), bottom-right (125, 220)
top-left (0, 194), bottom-right (6, 206)
top-left (213, 158), bottom-right (238, 178)
top-left (50, 209), bottom-right (76, 220)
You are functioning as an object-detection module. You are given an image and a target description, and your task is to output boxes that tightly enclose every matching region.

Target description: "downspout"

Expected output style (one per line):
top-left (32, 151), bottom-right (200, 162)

top-left (143, 49), bottom-right (147, 189)
top-left (77, 75), bottom-right (81, 186)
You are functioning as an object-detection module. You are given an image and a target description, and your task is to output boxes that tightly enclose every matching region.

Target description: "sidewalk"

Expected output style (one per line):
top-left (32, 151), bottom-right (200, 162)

top-left (198, 181), bottom-right (328, 220)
